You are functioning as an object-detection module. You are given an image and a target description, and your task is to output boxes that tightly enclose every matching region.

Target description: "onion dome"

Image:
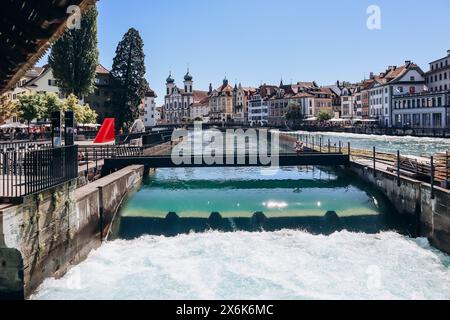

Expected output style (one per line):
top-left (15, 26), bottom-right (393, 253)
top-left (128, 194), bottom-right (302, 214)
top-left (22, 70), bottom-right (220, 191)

top-left (166, 72), bottom-right (175, 84)
top-left (184, 69), bottom-right (193, 81)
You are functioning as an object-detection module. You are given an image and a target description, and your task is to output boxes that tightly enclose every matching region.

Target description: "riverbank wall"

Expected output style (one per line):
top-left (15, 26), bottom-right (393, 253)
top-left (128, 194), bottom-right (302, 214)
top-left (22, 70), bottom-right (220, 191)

top-left (0, 165), bottom-right (145, 299)
top-left (348, 161), bottom-right (450, 254)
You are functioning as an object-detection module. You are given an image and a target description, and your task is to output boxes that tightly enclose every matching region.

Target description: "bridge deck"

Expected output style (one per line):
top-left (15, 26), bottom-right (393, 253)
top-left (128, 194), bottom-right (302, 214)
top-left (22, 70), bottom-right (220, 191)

top-left (103, 152), bottom-right (350, 171)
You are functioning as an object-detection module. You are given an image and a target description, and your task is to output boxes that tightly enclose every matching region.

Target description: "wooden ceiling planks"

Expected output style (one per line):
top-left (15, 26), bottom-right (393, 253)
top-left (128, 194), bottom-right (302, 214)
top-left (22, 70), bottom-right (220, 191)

top-left (0, 0), bottom-right (96, 94)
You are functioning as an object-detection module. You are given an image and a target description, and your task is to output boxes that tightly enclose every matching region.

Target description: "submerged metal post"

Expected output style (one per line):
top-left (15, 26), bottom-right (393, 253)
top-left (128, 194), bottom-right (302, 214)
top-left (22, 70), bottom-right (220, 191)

top-left (397, 150), bottom-right (401, 187)
top-left (431, 156), bottom-right (435, 199)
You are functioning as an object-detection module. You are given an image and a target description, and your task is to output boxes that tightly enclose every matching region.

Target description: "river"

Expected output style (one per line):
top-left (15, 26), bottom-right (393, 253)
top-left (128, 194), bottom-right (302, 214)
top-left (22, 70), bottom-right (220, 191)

top-left (289, 131), bottom-right (450, 156)
top-left (32, 165), bottom-right (450, 300)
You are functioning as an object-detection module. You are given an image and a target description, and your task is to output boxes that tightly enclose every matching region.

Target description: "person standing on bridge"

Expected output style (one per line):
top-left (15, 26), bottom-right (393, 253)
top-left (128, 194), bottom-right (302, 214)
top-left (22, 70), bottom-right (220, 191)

top-left (295, 140), bottom-right (304, 155)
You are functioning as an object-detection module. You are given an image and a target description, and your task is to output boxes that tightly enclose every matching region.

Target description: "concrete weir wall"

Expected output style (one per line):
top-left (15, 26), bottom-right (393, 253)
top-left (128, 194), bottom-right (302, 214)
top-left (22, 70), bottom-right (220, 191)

top-left (349, 162), bottom-right (450, 254)
top-left (0, 165), bottom-right (145, 299)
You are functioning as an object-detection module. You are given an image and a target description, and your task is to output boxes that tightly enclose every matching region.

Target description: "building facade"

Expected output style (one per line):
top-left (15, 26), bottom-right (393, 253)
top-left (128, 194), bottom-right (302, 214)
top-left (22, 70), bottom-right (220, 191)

top-left (393, 51), bottom-right (450, 128)
top-left (190, 96), bottom-right (210, 122)
top-left (84, 64), bottom-right (115, 121)
top-left (426, 50), bottom-right (450, 93)
top-left (143, 88), bottom-right (157, 127)
top-left (163, 71), bottom-right (207, 124)
top-left (368, 62), bottom-right (426, 127)
top-left (209, 78), bottom-right (234, 122)
top-left (233, 84), bottom-right (255, 124)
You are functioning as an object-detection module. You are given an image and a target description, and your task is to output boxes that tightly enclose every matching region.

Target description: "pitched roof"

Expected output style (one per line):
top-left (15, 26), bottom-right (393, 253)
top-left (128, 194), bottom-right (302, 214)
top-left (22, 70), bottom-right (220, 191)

top-left (96, 64), bottom-right (110, 75)
top-left (292, 92), bottom-right (314, 98)
top-left (193, 90), bottom-right (208, 102)
top-left (24, 67), bottom-right (45, 79)
top-left (145, 88), bottom-right (157, 98)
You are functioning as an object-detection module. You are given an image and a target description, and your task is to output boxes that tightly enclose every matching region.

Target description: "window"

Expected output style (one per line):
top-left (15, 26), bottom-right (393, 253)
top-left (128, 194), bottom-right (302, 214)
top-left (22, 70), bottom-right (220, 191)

top-left (410, 76), bottom-right (415, 81)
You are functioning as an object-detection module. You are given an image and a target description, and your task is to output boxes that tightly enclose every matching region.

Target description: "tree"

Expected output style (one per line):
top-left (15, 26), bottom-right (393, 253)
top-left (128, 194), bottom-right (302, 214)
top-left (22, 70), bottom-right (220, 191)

top-left (110, 28), bottom-right (147, 129)
top-left (49, 6), bottom-right (99, 97)
top-left (284, 102), bottom-right (304, 127)
top-left (63, 94), bottom-right (98, 125)
top-left (0, 96), bottom-right (19, 124)
top-left (44, 93), bottom-right (65, 117)
top-left (318, 110), bottom-right (332, 122)
top-left (17, 93), bottom-right (47, 130)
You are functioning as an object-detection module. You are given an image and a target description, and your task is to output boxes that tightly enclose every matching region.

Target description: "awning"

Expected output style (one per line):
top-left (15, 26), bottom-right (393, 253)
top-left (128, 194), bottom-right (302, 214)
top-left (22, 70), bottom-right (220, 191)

top-left (0, 122), bottom-right (28, 129)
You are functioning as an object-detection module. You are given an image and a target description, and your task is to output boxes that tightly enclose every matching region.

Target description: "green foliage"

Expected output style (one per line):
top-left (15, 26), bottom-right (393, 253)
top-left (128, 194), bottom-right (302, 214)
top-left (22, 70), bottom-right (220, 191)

top-left (110, 28), bottom-right (147, 128)
top-left (44, 93), bottom-right (65, 116)
top-left (285, 102), bottom-right (304, 122)
top-left (16, 93), bottom-right (97, 125)
top-left (49, 6), bottom-right (99, 97)
top-left (0, 96), bottom-right (19, 123)
top-left (63, 94), bottom-right (98, 124)
top-left (318, 110), bottom-right (332, 122)
top-left (17, 93), bottom-right (47, 123)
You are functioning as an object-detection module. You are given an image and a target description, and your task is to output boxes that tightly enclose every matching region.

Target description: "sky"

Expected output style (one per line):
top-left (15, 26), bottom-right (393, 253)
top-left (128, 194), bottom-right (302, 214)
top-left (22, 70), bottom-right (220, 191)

top-left (42, 0), bottom-right (450, 105)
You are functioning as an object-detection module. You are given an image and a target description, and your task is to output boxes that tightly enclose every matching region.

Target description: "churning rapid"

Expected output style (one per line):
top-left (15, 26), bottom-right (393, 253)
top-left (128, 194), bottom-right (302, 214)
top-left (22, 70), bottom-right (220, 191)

top-left (31, 166), bottom-right (450, 300)
top-left (33, 231), bottom-right (450, 300)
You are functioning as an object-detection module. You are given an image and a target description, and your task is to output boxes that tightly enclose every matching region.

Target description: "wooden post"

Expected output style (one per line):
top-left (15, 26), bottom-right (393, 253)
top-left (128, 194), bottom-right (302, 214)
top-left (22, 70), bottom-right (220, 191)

top-left (320, 138), bottom-right (322, 153)
top-left (348, 142), bottom-right (351, 157)
top-left (328, 139), bottom-right (331, 153)
top-left (446, 151), bottom-right (449, 189)
top-left (431, 156), bottom-right (435, 199)
top-left (397, 150), bottom-right (401, 187)
top-left (373, 146), bottom-right (376, 177)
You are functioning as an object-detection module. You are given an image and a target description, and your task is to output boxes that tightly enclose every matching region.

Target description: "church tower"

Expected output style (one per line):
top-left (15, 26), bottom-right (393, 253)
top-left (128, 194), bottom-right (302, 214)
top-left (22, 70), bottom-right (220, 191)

top-left (183, 69), bottom-right (193, 93)
top-left (166, 72), bottom-right (175, 95)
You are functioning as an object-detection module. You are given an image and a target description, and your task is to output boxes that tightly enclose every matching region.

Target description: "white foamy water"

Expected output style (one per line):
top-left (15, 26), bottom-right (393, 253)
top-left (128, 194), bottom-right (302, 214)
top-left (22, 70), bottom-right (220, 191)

top-left (32, 231), bottom-right (450, 300)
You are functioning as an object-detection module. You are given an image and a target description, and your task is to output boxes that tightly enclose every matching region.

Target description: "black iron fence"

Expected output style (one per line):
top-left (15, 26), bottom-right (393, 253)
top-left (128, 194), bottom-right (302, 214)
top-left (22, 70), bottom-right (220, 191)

top-left (0, 145), bottom-right (78, 201)
top-left (0, 141), bottom-right (52, 152)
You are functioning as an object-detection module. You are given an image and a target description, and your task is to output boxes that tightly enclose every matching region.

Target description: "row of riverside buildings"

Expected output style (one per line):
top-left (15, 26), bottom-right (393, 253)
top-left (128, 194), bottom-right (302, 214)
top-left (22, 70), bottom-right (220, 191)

top-left (162, 49), bottom-right (450, 129)
top-left (162, 73), bottom-right (333, 126)
top-left (2, 50), bottom-right (450, 129)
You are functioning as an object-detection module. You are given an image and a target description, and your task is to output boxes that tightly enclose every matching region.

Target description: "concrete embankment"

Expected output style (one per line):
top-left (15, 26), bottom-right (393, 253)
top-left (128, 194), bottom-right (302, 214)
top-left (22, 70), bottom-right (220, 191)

top-left (0, 165), bottom-right (145, 299)
top-left (348, 161), bottom-right (450, 254)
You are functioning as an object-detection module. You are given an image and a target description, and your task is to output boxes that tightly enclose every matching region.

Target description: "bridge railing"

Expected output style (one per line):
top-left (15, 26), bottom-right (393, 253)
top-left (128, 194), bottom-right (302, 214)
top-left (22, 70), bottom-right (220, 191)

top-left (0, 145), bottom-right (78, 202)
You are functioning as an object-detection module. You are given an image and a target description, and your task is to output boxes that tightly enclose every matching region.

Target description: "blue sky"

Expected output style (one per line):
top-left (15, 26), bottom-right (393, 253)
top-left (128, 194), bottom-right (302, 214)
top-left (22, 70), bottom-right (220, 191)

top-left (43, 0), bottom-right (450, 105)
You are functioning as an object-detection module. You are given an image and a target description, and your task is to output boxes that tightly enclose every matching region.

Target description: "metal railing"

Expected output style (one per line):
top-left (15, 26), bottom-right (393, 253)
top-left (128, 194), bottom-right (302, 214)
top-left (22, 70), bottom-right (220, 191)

top-left (0, 145), bottom-right (78, 201)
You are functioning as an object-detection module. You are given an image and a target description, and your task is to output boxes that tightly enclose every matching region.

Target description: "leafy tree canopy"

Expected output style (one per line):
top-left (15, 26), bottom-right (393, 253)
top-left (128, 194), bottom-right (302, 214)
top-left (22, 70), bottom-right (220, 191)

top-left (49, 6), bottom-right (99, 97)
top-left (318, 110), bottom-right (332, 122)
top-left (0, 96), bottom-right (19, 124)
top-left (110, 28), bottom-right (147, 129)
top-left (285, 102), bottom-right (304, 122)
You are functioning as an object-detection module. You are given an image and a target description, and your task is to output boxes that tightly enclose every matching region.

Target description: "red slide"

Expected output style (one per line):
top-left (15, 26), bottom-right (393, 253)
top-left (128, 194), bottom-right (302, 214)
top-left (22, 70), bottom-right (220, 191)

top-left (94, 118), bottom-right (115, 144)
